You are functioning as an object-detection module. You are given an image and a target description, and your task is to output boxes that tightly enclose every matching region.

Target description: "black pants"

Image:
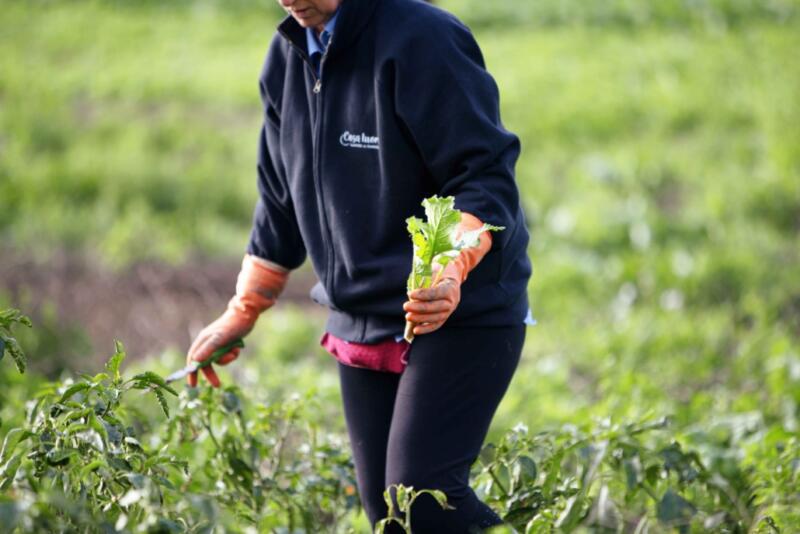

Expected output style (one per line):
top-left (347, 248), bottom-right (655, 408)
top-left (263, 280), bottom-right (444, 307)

top-left (337, 324), bottom-right (526, 533)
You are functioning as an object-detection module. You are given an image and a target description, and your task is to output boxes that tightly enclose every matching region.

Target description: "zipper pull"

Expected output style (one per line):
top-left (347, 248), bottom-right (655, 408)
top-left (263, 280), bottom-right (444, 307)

top-left (313, 79), bottom-right (322, 93)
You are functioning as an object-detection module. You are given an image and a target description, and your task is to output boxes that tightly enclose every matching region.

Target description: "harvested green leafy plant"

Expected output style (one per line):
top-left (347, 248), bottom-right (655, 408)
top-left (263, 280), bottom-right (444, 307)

top-left (404, 195), bottom-right (503, 342)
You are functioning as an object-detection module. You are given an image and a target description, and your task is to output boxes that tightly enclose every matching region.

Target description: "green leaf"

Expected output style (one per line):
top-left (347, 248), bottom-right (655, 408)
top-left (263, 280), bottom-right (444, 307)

top-left (420, 489), bottom-right (455, 510)
top-left (0, 309), bottom-right (31, 374)
top-left (479, 443), bottom-right (497, 466)
top-left (128, 371), bottom-right (178, 396)
top-left (154, 388), bottom-right (170, 418)
top-left (587, 485), bottom-right (621, 530)
top-left (59, 382), bottom-right (91, 404)
top-left (395, 484), bottom-right (410, 510)
top-left (422, 196), bottom-right (462, 261)
top-left (512, 455), bottom-right (537, 488)
top-left (0, 501), bottom-right (19, 530)
top-left (657, 488), bottom-right (697, 526)
top-left (0, 336), bottom-right (26, 374)
top-left (624, 456), bottom-right (642, 490)
top-left (107, 340), bottom-right (126, 382)
top-left (222, 390), bottom-right (242, 414)
top-left (228, 456), bottom-right (254, 488)
top-left (45, 448), bottom-right (77, 466)
top-left (453, 224), bottom-right (504, 250)
top-left (405, 195), bottom-right (505, 293)
top-left (0, 429), bottom-right (32, 464)
top-left (88, 412), bottom-right (110, 445)
top-left (0, 453), bottom-right (23, 490)
top-left (555, 494), bottom-right (589, 530)
top-left (80, 459), bottom-right (107, 476)
top-left (124, 436), bottom-right (143, 449)
top-left (382, 486), bottom-right (397, 518)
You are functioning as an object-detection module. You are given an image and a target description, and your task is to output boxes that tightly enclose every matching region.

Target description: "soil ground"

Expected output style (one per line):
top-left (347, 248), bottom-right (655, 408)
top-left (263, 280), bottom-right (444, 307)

top-left (0, 248), bottom-right (320, 371)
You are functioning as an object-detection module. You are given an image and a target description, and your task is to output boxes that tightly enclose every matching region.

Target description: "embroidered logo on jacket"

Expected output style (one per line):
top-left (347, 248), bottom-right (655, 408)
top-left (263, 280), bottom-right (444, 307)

top-left (339, 131), bottom-right (380, 150)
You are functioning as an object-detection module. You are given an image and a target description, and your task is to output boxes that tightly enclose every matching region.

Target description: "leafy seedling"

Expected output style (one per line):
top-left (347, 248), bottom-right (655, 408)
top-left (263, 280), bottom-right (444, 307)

top-left (404, 195), bottom-right (503, 342)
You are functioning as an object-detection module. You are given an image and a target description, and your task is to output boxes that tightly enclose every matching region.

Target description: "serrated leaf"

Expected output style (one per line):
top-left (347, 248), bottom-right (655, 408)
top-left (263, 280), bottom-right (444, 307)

top-left (2, 337), bottom-right (25, 374)
top-left (154, 388), bottom-right (169, 418)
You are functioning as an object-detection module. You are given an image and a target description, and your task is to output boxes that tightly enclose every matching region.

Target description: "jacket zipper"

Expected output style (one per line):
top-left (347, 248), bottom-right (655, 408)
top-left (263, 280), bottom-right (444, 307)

top-left (278, 29), bottom-right (336, 305)
top-left (315, 48), bottom-right (337, 305)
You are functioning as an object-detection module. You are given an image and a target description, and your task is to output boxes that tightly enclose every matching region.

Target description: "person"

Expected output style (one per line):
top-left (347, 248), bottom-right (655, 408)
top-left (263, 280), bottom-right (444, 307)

top-left (186, 0), bottom-right (535, 531)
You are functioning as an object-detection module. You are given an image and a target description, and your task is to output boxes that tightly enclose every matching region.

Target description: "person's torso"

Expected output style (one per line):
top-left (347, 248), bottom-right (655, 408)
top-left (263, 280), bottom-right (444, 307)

top-left (263, 0), bottom-right (532, 341)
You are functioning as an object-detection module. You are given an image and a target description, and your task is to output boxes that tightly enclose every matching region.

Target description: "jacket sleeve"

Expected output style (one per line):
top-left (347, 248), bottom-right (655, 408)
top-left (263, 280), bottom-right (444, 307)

top-left (245, 45), bottom-right (307, 270)
top-left (392, 14), bottom-right (522, 251)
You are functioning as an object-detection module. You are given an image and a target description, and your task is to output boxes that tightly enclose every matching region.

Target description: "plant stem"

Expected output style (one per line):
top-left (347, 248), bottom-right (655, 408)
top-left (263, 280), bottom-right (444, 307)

top-left (405, 493), bottom-right (414, 532)
top-left (201, 408), bottom-right (221, 452)
top-left (489, 466), bottom-right (509, 497)
top-left (271, 417), bottom-right (292, 477)
top-left (403, 320), bottom-right (415, 343)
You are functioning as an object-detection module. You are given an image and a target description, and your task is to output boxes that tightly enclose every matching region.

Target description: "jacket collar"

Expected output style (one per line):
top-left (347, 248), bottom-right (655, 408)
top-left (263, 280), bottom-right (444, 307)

top-left (277, 0), bottom-right (379, 61)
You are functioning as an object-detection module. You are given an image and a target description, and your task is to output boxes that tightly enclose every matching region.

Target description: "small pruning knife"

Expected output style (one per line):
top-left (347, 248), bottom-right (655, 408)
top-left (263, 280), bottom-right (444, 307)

top-left (165, 338), bottom-right (245, 384)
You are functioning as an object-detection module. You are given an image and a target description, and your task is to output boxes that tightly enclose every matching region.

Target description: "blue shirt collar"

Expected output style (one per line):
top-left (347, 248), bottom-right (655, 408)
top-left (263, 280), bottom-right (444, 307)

top-left (306, 9), bottom-right (339, 57)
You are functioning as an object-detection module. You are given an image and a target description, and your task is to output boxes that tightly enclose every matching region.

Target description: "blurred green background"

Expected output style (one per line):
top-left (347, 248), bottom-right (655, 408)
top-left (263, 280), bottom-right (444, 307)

top-left (1, 0), bottom-right (799, 527)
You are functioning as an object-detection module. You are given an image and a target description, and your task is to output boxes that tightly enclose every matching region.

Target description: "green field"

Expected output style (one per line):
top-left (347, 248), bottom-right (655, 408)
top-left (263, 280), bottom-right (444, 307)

top-left (1, 0), bottom-right (799, 531)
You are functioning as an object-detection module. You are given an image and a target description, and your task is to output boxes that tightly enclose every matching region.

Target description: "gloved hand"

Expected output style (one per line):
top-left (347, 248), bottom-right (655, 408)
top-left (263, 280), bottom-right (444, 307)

top-left (403, 212), bottom-right (493, 336)
top-left (186, 254), bottom-right (289, 387)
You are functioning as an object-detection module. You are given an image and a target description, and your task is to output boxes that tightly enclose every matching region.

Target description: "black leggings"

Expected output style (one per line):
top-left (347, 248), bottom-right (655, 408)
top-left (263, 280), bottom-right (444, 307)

top-left (337, 324), bottom-right (526, 533)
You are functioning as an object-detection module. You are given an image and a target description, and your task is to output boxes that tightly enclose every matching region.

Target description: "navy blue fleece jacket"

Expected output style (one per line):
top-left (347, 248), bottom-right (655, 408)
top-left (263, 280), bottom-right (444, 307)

top-left (247, 0), bottom-right (532, 343)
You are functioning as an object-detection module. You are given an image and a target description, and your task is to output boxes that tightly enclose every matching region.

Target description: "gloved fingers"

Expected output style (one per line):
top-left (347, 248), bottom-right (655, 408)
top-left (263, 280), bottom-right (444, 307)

top-left (412, 320), bottom-right (445, 336)
top-left (405, 310), bottom-right (451, 325)
top-left (190, 331), bottom-right (232, 364)
top-left (185, 349), bottom-right (236, 389)
top-left (201, 365), bottom-right (222, 388)
top-left (408, 278), bottom-right (459, 301)
top-left (186, 330), bottom-right (214, 388)
top-left (216, 347), bottom-right (240, 366)
top-left (187, 329), bottom-right (212, 365)
top-left (403, 299), bottom-right (452, 314)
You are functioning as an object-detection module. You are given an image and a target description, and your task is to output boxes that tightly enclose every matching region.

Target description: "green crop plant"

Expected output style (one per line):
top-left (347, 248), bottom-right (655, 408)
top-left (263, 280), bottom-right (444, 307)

top-left (0, 309), bottom-right (32, 374)
top-left (404, 195), bottom-right (503, 342)
top-left (1, 304), bottom-right (797, 532)
top-left (375, 483), bottom-right (454, 533)
top-left (0, 308), bottom-right (361, 532)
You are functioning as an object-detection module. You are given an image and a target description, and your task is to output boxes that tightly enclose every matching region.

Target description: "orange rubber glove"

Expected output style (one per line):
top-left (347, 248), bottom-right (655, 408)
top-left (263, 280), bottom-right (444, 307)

top-left (186, 254), bottom-right (288, 387)
top-left (403, 212), bottom-right (493, 336)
